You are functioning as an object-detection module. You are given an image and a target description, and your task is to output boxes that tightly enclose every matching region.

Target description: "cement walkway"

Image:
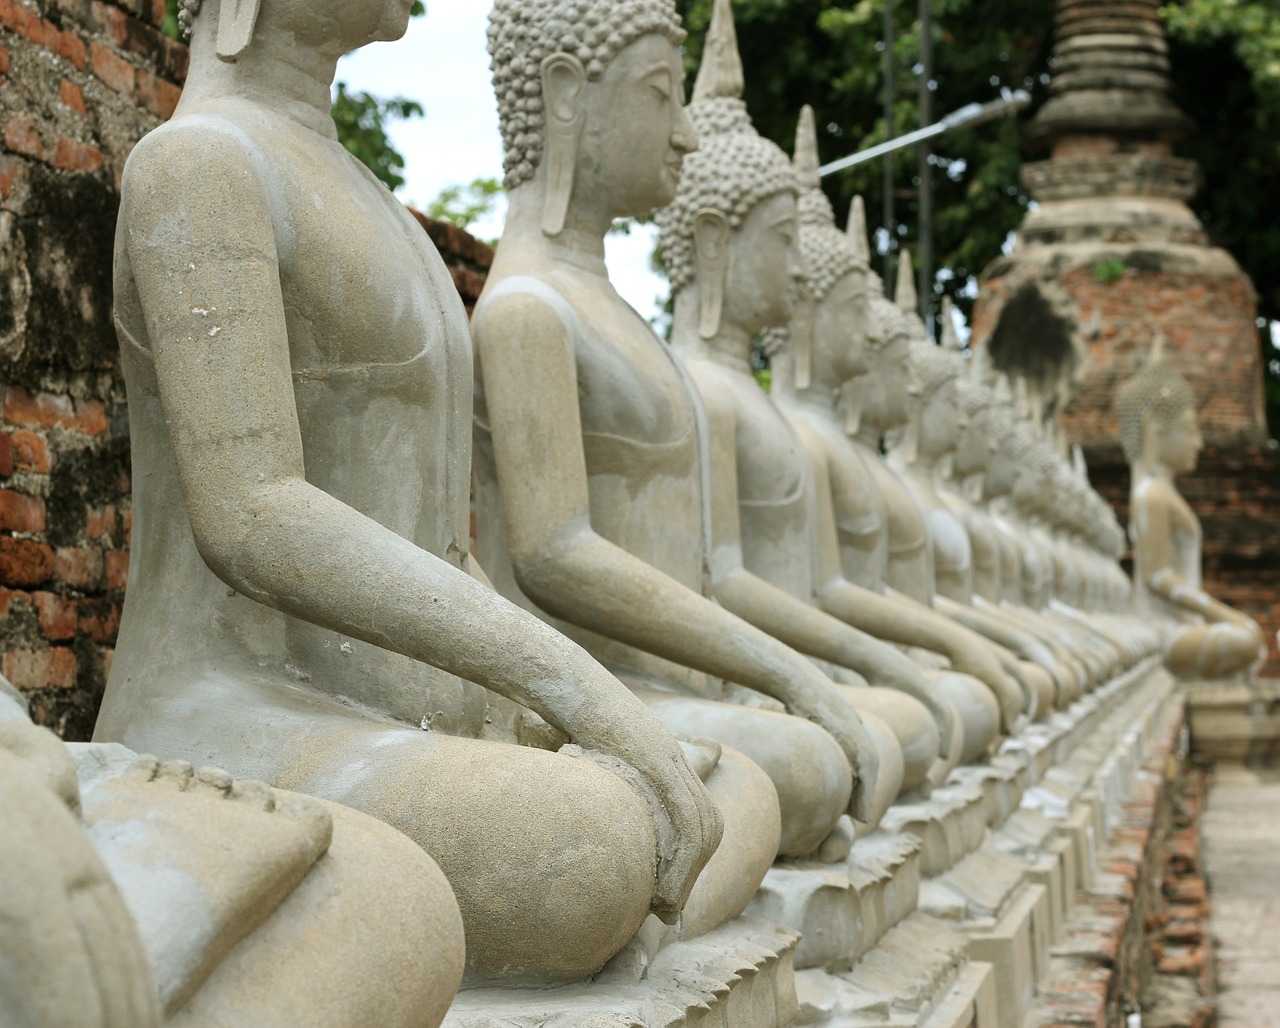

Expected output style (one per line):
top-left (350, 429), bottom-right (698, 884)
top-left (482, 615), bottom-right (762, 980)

top-left (1204, 765), bottom-right (1280, 1026)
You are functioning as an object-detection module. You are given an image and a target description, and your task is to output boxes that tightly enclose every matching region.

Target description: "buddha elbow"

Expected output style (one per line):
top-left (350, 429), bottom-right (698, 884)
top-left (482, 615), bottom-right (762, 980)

top-left (187, 504), bottom-right (273, 601)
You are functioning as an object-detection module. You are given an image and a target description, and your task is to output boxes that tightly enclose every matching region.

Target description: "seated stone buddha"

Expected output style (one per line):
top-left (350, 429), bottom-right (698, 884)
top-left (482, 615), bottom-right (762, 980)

top-left (2, 674), bottom-right (464, 1028)
top-left (472, 0), bottom-right (889, 853)
top-left (655, 83), bottom-right (963, 802)
top-left (1116, 340), bottom-right (1266, 680)
top-left (93, 0), bottom-right (725, 984)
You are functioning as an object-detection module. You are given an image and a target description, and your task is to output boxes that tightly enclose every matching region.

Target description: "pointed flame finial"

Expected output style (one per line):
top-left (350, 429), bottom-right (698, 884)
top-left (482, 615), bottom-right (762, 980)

top-left (894, 249), bottom-right (918, 314)
top-left (1149, 326), bottom-right (1168, 364)
top-left (847, 196), bottom-right (870, 264)
top-left (994, 373), bottom-right (1013, 407)
top-left (692, 0), bottom-right (745, 104)
top-left (793, 105), bottom-right (821, 190)
top-left (940, 297), bottom-right (964, 353)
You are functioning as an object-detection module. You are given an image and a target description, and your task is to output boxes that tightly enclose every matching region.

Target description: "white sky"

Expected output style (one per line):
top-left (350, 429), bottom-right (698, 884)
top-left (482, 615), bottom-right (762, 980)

top-left (336, 2), bottom-right (669, 320)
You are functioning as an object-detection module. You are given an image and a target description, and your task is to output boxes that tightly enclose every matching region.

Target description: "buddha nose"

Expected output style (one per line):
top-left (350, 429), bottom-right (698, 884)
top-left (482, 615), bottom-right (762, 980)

top-left (672, 105), bottom-right (698, 155)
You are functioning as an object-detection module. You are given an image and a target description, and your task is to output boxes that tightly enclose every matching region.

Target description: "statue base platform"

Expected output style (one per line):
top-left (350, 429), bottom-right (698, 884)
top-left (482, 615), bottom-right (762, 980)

top-left (443, 916), bottom-right (799, 1028)
top-left (794, 916), bottom-right (999, 1026)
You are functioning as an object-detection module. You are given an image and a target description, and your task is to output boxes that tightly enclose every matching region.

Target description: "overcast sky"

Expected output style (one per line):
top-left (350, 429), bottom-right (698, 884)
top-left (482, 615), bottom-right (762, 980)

top-left (336, 1), bottom-right (669, 320)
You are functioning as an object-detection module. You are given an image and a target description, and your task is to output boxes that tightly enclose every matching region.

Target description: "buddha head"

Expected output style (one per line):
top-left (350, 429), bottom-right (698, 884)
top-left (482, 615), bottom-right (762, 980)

top-left (984, 375), bottom-right (1034, 500)
top-left (901, 337), bottom-right (967, 465)
top-left (953, 379), bottom-right (996, 479)
top-left (1115, 335), bottom-right (1202, 476)
top-left (179, 0), bottom-right (411, 62)
top-left (488, 0), bottom-right (694, 236)
top-left (767, 108), bottom-right (871, 393)
top-left (844, 287), bottom-right (910, 438)
top-left (655, 0), bottom-right (800, 341)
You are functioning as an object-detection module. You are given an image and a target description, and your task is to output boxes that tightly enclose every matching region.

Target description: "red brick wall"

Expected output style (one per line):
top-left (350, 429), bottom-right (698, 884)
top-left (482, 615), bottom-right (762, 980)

top-left (973, 261), bottom-right (1267, 452)
top-left (1, 0), bottom-right (184, 737)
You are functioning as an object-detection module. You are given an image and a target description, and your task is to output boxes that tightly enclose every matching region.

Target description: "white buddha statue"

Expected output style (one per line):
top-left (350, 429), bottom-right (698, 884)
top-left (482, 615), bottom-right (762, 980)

top-left (1117, 340), bottom-right (1266, 679)
top-left (473, 0), bottom-right (881, 868)
top-left (93, 0), bottom-right (723, 983)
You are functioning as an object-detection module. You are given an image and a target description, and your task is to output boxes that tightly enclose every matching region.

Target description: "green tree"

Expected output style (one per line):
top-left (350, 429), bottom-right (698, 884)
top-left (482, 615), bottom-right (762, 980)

top-left (424, 176), bottom-right (506, 235)
top-left (330, 83), bottom-right (424, 192)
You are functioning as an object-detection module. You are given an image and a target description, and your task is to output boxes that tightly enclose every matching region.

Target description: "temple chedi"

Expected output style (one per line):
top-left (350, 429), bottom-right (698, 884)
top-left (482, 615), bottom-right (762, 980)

top-left (972, 0), bottom-right (1268, 451)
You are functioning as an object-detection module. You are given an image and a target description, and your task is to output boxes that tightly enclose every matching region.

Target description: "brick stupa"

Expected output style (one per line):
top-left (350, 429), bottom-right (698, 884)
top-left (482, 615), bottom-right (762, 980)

top-left (972, 0), bottom-right (1267, 450)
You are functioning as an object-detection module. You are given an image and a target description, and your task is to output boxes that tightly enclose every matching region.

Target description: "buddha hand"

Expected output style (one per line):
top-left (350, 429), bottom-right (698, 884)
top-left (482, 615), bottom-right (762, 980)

top-left (563, 717), bottom-right (724, 924)
top-left (784, 677), bottom-right (881, 824)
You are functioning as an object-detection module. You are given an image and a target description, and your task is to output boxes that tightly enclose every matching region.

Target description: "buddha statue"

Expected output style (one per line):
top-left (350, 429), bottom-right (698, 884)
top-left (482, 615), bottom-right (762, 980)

top-left (1116, 340), bottom-right (1266, 679)
top-left (866, 284), bottom-right (1110, 712)
top-left (2, 675), bottom-right (463, 1027)
top-left (759, 174), bottom-right (1022, 769)
top-left (660, 82), bottom-right (1033, 794)
top-left (92, 0), bottom-right (727, 984)
top-left (939, 367), bottom-right (1141, 684)
top-left (473, 0), bottom-right (882, 868)
top-left (827, 249), bottom-right (1067, 728)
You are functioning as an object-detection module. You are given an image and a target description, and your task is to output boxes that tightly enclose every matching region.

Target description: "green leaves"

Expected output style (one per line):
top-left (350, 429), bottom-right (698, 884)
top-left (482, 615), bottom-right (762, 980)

top-left (424, 177), bottom-right (505, 241)
top-left (330, 83), bottom-right (424, 193)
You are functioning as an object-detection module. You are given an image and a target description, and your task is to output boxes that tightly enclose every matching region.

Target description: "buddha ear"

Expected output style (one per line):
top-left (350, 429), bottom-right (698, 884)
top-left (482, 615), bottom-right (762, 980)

top-left (540, 53), bottom-right (586, 237)
top-left (693, 208), bottom-right (730, 340)
top-left (1139, 409), bottom-right (1164, 467)
top-left (842, 380), bottom-right (863, 436)
top-left (791, 291), bottom-right (814, 391)
top-left (216, 0), bottom-right (261, 61)
top-left (895, 414), bottom-right (920, 464)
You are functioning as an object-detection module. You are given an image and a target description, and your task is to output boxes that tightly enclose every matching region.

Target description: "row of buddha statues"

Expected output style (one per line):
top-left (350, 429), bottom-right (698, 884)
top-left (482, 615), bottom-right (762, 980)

top-left (3, 0), bottom-right (1265, 1023)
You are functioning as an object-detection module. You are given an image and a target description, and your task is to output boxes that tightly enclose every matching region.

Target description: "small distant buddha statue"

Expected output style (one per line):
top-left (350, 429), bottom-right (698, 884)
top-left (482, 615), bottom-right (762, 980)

top-left (655, 19), bottom-right (987, 810)
top-left (2, 675), bottom-right (463, 1027)
top-left (832, 254), bottom-right (1066, 724)
top-left (942, 361), bottom-right (1139, 671)
top-left (93, 0), bottom-right (726, 984)
top-left (880, 325), bottom-right (1065, 716)
top-left (1005, 444), bottom-right (1130, 682)
top-left (1116, 340), bottom-right (1266, 679)
top-left (473, 0), bottom-right (882, 866)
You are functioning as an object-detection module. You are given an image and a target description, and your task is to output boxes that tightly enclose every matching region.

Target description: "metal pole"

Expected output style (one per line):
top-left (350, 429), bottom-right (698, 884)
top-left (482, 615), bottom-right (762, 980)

top-left (819, 93), bottom-right (1031, 175)
top-left (918, 0), bottom-right (934, 333)
top-left (882, 0), bottom-right (895, 285)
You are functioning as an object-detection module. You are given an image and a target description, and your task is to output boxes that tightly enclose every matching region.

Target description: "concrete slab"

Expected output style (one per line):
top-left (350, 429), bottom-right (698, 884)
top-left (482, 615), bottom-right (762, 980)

top-left (1204, 766), bottom-right (1280, 1027)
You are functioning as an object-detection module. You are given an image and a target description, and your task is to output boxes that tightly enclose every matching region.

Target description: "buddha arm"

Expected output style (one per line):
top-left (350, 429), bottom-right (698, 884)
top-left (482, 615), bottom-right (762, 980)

top-left (123, 135), bottom-right (721, 919)
top-left (798, 424), bottom-right (958, 753)
top-left (808, 428), bottom-right (1024, 722)
top-left (476, 291), bottom-right (877, 819)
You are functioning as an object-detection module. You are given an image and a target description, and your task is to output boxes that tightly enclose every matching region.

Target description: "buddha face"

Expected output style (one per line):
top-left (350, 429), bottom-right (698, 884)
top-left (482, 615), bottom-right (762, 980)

top-left (814, 272), bottom-right (871, 384)
top-left (860, 334), bottom-right (913, 432)
top-left (917, 381), bottom-right (966, 462)
top-left (578, 34), bottom-right (697, 220)
top-left (1150, 406), bottom-right (1202, 474)
top-left (984, 436), bottom-right (1019, 498)
top-left (722, 190), bottom-right (802, 332)
top-left (952, 406), bottom-right (992, 477)
top-left (267, 0), bottom-right (415, 56)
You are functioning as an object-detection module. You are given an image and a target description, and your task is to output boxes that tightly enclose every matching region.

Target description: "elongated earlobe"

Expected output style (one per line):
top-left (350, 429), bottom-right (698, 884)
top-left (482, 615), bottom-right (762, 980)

top-left (693, 208), bottom-right (730, 340)
top-left (217, 0), bottom-right (261, 61)
top-left (899, 415), bottom-right (920, 464)
top-left (540, 54), bottom-right (585, 237)
top-left (843, 382), bottom-right (863, 435)
top-left (791, 294), bottom-right (813, 390)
